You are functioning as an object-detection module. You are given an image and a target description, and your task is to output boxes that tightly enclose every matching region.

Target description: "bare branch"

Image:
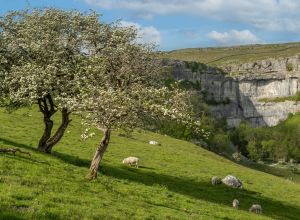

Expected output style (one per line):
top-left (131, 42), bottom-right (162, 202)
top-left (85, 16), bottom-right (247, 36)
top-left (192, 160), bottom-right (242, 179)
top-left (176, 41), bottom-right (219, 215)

top-left (0, 148), bottom-right (31, 156)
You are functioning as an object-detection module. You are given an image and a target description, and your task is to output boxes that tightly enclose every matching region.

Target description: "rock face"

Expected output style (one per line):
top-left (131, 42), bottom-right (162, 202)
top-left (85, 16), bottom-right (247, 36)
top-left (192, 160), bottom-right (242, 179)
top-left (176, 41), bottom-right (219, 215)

top-left (222, 175), bottom-right (243, 188)
top-left (167, 56), bottom-right (300, 127)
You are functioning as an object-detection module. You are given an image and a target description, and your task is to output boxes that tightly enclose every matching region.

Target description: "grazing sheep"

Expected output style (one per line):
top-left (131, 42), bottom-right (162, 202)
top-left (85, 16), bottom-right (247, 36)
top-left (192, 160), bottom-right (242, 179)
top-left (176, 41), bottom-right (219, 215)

top-left (249, 204), bottom-right (262, 214)
top-left (122, 156), bottom-right (139, 168)
top-left (222, 175), bottom-right (243, 189)
top-left (149, 140), bottom-right (159, 145)
top-left (211, 176), bottom-right (222, 185)
top-left (232, 199), bottom-right (239, 208)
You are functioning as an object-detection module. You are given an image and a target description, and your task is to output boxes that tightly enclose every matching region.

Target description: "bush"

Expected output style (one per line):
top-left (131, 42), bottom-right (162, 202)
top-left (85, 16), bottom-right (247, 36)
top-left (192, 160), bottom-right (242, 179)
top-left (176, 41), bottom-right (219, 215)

top-left (232, 152), bottom-right (242, 162)
top-left (211, 133), bottom-right (230, 152)
top-left (286, 62), bottom-right (293, 72)
top-left (247, 140), bottom-right (263, 161)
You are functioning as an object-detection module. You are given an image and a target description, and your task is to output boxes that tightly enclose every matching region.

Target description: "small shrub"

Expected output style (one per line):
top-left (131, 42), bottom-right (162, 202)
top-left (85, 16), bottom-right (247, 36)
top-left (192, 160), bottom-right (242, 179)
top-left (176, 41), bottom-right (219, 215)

top-left (232, 152), bottom-right (242, 162)
top-left (286, 62), bottom-right (293, 72)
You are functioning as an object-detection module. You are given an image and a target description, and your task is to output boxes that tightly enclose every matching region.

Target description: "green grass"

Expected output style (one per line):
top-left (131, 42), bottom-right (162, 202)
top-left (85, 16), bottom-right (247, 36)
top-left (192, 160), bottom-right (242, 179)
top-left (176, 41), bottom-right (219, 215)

top-left (259, 92), bottom-right (300, 103)
top-left (1, 107), bottom-right (300, 219)
top-left (161, 42), bottom-right (300, 67)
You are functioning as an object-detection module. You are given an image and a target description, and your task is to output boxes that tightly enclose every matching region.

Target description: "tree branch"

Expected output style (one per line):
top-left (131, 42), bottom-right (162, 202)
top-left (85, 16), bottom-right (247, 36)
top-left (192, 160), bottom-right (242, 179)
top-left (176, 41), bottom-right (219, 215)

top-left (0, 148), bottom-right (31, 156)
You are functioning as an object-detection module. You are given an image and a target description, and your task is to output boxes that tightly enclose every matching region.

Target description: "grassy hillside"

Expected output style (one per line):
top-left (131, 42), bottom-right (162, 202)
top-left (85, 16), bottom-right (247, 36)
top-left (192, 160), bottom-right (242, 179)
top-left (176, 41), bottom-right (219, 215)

top-left (1, 107), bottom-right (300, 219)
top-left (161, 42), bottom-right (300, 67)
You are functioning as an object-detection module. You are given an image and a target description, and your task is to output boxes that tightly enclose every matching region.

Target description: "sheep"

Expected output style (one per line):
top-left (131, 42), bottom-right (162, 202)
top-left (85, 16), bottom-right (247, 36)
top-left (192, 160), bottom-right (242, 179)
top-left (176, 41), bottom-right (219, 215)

top-left (122, 156), bottom-right (139, 168)
top-left (249, 204), bottom-right (262, 214)
top-left (232, 199), bottom-right (239, 208)
top-left (211, 176), bottom-right (222, 185)
top-left (149, 140), bottom-right (159, 145)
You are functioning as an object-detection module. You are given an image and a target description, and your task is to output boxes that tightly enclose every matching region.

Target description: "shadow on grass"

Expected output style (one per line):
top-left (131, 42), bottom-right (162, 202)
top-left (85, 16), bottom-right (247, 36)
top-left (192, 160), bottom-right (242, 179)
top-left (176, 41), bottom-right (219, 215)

top-left (0, 137), bottom-right (50, 165)
top-left (0, 137), bottom-right (35, 150)
top-left (52, 150), bottom-right (300, 220)
top-left (0, 206), bottom-right (62, 220)
top-left (52, 151), bottom-right (91, 167)
top-left (1, 137), bottom-right (300, 219)
top-left (101, 165), bottom-right (300, 220)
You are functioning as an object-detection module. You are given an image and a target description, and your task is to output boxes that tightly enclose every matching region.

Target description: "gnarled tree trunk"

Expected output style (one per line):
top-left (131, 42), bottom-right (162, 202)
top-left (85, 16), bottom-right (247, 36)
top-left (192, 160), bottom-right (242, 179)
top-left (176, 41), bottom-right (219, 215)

top-left (44, 108), bottom-right (71, 153)
top-left (37, 94), bottom-right (71, 153)
top-left (38, 95), bottom-right (56, 152)
top-left (89, 129), bottom-right (111, 179)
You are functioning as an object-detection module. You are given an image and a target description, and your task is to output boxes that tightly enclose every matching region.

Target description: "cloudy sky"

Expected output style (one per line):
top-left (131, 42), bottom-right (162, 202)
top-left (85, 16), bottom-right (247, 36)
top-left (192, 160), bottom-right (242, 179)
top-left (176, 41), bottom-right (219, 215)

top-left (1, 0), bottom-right (300, 50)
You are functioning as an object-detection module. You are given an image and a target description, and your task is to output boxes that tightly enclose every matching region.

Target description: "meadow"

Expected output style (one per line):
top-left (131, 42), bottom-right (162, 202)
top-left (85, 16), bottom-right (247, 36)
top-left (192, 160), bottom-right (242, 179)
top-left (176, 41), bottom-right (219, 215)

top-left (1, 107), bottom-right (300, 219)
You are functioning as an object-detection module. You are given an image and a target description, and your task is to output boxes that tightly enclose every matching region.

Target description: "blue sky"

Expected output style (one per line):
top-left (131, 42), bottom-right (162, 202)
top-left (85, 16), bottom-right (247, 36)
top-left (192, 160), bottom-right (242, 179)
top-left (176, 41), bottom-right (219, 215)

top-left (1, 0), bottom-right (300, 51)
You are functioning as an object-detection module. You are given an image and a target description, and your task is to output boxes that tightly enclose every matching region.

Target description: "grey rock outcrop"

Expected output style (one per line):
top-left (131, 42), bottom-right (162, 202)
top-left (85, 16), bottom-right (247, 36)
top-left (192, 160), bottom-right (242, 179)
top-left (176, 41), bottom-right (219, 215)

top-left (166, 57), bottom-right (300, 127)
top-left (221, 175), bottom-right (243, 188)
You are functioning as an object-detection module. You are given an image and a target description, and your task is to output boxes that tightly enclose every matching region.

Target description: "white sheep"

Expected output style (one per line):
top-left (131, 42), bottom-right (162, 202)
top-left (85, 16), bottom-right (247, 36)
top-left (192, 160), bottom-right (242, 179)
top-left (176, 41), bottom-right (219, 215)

top-left (211, 176), bottom-right (222, 185)
top-left (149, 140), bottom-right (159, 145)
top-left (249, 204), bottom-right (262, 214)
top-left (122, 156), bottom-right (139, 168)
top-left (232, 199), bottom-right (239, 208)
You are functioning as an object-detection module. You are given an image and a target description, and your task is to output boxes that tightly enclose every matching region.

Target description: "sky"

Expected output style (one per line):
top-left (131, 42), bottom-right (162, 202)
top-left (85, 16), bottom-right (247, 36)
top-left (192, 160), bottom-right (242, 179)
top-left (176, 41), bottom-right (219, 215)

top-left (1, 0), bottom-right (300, 51)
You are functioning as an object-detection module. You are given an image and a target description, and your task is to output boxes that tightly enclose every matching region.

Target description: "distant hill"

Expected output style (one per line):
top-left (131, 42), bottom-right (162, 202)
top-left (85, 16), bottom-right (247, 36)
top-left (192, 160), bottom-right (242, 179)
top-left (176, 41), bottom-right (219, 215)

top-left (161, 42), bottom-right (300, 67)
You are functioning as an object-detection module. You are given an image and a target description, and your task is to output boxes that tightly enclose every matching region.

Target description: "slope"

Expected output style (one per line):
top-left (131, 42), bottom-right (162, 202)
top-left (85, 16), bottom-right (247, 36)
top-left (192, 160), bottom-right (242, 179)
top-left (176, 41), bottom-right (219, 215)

top-left (0, 107), bottom-right (300, 220)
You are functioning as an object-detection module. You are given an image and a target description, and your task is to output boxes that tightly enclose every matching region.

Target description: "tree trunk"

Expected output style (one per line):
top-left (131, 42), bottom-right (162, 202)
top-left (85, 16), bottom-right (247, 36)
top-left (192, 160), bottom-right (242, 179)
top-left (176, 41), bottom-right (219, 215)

top-left (38, 114), bottom-right (54, 151)
top-left (89, 129), bottom-right (111, 179)
top-left (37, 95), bottom-right (56, 152)
top-left (37, 95), bottom-right (71, 153)
top-left (44, 108), bottom-right (71, 153)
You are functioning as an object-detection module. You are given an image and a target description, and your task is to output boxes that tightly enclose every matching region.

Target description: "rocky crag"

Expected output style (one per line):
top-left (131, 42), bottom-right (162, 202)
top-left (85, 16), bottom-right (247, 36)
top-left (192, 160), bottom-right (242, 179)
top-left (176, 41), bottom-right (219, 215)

top-left (166, 55), bottom-right (300, 127)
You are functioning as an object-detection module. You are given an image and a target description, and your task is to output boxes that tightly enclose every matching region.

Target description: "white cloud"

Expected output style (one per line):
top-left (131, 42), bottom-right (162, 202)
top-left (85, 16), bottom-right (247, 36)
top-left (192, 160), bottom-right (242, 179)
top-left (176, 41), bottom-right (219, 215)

top-left (208, 30), bottom-right (261, 46)
top-left (119, 21), bottom-right (161, 45)
top-left (85, 0), bottom-right (300, 33)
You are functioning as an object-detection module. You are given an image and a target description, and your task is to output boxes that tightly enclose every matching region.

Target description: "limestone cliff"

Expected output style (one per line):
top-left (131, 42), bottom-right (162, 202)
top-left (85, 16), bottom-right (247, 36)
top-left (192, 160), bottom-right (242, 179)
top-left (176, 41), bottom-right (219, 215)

top-left (166, 56), bottom-right (300, 127)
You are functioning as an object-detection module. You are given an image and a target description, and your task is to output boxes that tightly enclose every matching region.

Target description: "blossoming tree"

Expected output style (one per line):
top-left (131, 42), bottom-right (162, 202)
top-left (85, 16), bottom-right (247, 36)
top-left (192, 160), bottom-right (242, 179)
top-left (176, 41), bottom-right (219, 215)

top-left (0, 9), bottom-right (109, 153)
top-left (75, 25), bottom-right (203, 179)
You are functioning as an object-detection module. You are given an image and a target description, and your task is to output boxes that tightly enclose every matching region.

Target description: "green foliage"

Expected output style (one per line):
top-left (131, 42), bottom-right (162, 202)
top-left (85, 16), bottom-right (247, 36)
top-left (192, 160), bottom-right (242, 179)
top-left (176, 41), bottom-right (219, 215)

top-left (211, 133), bottom-right (230, 152)
top-left (184, 61), bottom-right (207, 73)
top-left (286, 62), bottom-right (294, 71)
top-left (247, 140), bottom-right (263, 161)
top-left (232, 152), bottom-right (242, 162)
top-left (231, 117), bottom-right (300, 162)
top-left (164, 78), bottom-right (201, 91)
top-left (259, 92), bottom-right (300, 103)
top-left (201, 90), bottom-right (231, 105)
top-left (142, 90), bottom-right (210, 142)
top-left (1, 107), bottom-right (300, 219)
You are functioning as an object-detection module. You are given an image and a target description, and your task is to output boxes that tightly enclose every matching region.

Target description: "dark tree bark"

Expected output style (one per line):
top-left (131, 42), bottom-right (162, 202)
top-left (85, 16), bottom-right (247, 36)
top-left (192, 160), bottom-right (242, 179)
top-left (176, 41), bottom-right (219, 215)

top-left (37, 94), bottom-right (71, 153)
top-left (89, 129), bottom-right (111, 179)
top-left (37, 95), bottom-right (56, 152)
top-left (44, 108), bottom-right (71, 153)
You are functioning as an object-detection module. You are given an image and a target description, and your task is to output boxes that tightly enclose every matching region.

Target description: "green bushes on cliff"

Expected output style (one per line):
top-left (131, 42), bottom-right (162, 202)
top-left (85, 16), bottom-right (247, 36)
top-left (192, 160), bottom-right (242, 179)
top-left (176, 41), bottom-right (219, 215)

top-left (259, 92), bottom-right (300, 103)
